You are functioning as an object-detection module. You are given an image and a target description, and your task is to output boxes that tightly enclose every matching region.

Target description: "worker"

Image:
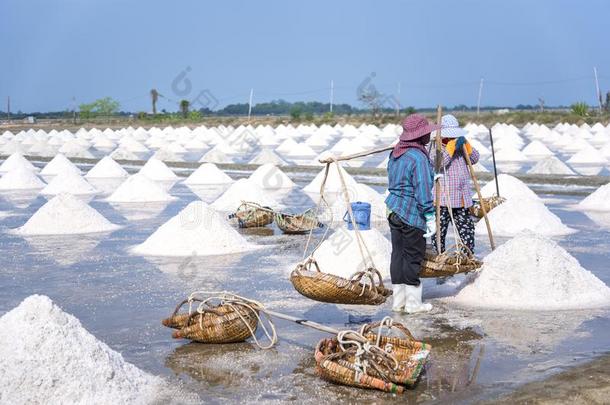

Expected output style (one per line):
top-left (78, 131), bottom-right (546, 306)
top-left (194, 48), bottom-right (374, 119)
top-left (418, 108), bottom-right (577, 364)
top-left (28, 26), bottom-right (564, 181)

top-left (431, 114), bottom-right (479, 255)
top-left (385, 113), bottom-right (439, 314)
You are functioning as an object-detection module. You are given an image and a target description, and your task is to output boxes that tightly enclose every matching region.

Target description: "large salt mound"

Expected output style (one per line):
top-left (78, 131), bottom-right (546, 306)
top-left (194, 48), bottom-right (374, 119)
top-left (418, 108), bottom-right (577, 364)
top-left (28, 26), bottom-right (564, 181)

top-left (304, 163), bottom-right (359, 194)
top-left (312, 227), bottom-right (391, 279)
top-left (567, 147), bottom-right (607, 165)
top-left (578, 183), bottom-right (610, 211)
top-left (107, 173), bottom-right (176, 203)
top-left (527, 156), bottom-right (575, 175)
top-left (249, 148), bottom-right (287, 166)
top-left (475, 196), bottom-right (574, 236)
top-left (211, 178), bottom-right (280, 211)
top-left (40, 171), bottom-right (98, 196)
top-left (13, 193), bottom-right (120, 235)
top-left (0, 295), bottom-right (168, 404)
top-left (85, 156), bottom-right (129, 179)
top-left (451, 232), bottom-right (610, 310)
top-left (40, 153), bottom-right (82, 176)
top-left (132, 201), bottom-right (257, 256)
top-left (478, 174), bottom-right (539, 201)
top-left (0, 167), bottom-right (46, 190)
top-left (248, 163), bottom-right (295, 189)
top-left (0, 152), bottom-right (37, 173)
top-left (139, 158), bottom-right (178, 181)
top-left (184, 163), bottom-right (233, 185)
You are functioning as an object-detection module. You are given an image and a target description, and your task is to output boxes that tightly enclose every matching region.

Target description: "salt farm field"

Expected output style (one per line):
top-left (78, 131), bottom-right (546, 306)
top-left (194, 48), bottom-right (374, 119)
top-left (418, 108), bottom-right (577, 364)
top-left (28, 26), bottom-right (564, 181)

top-left (0, 157), bottom-right (609, 404)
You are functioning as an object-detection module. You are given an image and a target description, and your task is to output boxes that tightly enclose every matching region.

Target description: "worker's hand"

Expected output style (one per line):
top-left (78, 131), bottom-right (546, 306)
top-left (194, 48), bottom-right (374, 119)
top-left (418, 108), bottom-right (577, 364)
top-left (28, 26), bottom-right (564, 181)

top-left (423, 212), bottom-right (436, 238)
top-left (434, 173), bottom-right (444, 182)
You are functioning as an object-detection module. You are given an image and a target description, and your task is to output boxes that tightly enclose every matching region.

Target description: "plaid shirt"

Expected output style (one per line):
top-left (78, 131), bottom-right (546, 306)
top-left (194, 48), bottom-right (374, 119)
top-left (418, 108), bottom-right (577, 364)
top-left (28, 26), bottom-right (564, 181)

top-left (385, 149), bottom-right (435, 231)
top-left (431, 146), bottom-right (480, 208)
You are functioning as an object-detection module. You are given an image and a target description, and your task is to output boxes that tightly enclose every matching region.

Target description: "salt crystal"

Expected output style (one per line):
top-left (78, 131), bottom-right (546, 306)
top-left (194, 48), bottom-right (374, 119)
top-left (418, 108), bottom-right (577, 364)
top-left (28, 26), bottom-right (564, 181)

top-left (451, 232), bottom-right (610, 310)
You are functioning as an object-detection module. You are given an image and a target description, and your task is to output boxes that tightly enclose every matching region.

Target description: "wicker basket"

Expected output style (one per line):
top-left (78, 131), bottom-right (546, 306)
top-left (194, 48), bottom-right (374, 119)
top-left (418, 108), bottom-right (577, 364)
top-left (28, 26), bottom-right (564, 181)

top-left (420, 249), bottom-right (482, 278)
top-left (162, 299), bottom-right (259, 344)
top-left (314, 321), bottom-right (431, 392)
top-left (290, 258), bottom-right (391, 305)
top-left (228, 202), bottom-right (274, 228)
top-left (275, 209), bottom-right (323, 234)
top-left (470, 196), bottom-right (505, 219)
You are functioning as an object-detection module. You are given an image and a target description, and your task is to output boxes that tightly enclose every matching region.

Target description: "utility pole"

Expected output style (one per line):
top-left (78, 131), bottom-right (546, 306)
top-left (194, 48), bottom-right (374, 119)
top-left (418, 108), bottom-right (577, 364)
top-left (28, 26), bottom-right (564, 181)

top-left (396, 81), bottom-right (401, 117)
top-left (6, 96), bottom-right (10, 123)
top-left (72, 96), bottom-right (77, 124)
top-left (593, 67), bottom-right (602, 113)
top-left (329, 80), bottom-right (334, 113)
top-left (247, 88), bottom-right (254, 123)
top-left (476, 78), bottom-right (484, 116)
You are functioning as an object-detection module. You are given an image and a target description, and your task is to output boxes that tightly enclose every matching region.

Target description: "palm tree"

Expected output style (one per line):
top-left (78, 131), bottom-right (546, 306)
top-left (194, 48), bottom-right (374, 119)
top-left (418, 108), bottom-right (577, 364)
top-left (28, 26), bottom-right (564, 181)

top-left (150, 89), bottom-right (159, 115)
top-left (180, 99), bottom-right (190, 118)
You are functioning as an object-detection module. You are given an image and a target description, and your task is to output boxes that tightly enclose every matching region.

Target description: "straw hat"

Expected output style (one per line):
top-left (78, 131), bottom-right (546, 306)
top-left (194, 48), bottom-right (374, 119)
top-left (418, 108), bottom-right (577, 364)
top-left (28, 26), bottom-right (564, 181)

top-left (399, 114), bottom-right (440, 141)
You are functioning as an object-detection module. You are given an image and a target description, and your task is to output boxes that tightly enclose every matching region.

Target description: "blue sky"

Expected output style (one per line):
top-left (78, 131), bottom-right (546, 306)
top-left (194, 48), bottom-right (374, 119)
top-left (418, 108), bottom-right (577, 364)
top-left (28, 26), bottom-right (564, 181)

top-left (1, 0), bottom-right (608, 112)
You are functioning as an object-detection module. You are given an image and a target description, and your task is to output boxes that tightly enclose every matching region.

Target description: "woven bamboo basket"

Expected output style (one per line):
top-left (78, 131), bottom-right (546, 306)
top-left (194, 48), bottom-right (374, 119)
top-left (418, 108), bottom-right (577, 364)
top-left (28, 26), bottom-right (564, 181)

top-left (469, 196), bottom-right (505, 219)
top-left (420, 249), bottom-right (482, 278)
top-left (228, 202), bottom-right (274, 228)
top-left (314, 322), bottom-right (431, 392)
top-left (162, 299), bottom-right (259, 344)
top-left (274, 209), bottom-right (323, 234)
top-left (290, 258), bottom-right (391, 305)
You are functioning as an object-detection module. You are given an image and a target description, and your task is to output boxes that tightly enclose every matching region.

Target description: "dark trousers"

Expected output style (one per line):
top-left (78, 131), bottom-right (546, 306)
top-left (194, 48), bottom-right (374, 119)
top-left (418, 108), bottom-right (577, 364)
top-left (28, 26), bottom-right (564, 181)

top-left (432, 207), bottom-right (475, 254)
top-left (388, 213), bottom-right (426, 286)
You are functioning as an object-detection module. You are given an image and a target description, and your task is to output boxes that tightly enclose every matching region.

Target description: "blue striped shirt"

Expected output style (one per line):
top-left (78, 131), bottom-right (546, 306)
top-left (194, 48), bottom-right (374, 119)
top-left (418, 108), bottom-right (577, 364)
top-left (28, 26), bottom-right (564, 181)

top-left (385, 149), bottom-right (435, 231)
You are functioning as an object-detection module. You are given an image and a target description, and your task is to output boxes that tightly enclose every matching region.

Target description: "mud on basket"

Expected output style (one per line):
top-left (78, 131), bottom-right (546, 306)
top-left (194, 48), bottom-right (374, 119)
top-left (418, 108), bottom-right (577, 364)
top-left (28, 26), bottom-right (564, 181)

top-left (314, 317), bottom-right (431, 393)
top-left (289, 160), bottom-right (391, 305)
top-left (228, 201), bottom-right (274, 228)
top-left (162, 292), bottom-right (277, 348)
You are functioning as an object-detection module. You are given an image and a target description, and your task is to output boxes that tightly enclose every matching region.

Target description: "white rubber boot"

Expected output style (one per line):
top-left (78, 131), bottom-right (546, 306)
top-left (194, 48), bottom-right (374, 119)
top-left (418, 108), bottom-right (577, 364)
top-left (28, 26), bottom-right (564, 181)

top-left (404, 283), bottom-right (432, 314)
top-left (391, 284), bottom-right (407, 312)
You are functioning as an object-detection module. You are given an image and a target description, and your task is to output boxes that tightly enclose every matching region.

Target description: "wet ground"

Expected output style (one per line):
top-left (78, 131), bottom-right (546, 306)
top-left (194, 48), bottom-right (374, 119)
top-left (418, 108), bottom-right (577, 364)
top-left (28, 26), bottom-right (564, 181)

top-left (0, 162), bottom-right (609, 404)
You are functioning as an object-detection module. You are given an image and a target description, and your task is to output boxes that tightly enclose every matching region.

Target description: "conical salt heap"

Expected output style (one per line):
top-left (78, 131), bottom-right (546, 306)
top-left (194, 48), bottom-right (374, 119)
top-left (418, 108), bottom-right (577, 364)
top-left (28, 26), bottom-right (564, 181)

top-left (85, 156), bottom-right (129, 179)
top-left (107, 173), bottom-right (175, 203)
top-left (184, 163), bottom-right (233, 185)
top-left (0, 167), bottom-right (46, 190)
top-left (138, 158), bottom-right (178, 181)
top-left (248, 163), bottom-right (295, 189)
top-left (40, 171), bottom-right (98, 196)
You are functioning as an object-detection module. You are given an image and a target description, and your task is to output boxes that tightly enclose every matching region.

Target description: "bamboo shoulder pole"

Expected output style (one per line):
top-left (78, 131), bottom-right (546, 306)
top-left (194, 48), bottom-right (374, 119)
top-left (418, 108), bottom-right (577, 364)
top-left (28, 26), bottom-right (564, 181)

top-left (318, 145), bottom-right (394, 164)
top-left (463, 146), bottom-right (495, 250)
top-left (434, 106), bottom-right (443, 254)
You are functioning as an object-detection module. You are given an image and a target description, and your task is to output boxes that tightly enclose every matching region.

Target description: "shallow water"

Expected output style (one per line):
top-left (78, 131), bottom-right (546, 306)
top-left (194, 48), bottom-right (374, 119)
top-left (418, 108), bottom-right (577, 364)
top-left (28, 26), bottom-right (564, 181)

top-left (0, 165), bottom-right (609, 404)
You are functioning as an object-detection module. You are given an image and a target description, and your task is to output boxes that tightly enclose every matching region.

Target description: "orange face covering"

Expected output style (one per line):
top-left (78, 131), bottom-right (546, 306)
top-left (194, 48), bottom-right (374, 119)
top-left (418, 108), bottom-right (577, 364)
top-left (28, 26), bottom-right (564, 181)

top-left (446, 139), bottom-right (472, 157)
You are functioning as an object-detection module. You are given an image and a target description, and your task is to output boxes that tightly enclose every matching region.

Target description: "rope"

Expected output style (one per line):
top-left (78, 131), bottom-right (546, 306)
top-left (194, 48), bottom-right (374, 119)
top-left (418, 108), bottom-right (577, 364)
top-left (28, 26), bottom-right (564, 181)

top-left (186, 291), bottom-right (278, 350)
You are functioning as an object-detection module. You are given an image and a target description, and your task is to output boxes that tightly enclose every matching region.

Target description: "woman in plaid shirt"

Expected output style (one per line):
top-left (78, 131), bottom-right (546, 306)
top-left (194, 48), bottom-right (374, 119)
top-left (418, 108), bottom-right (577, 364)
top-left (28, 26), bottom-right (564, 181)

top-left (431, 114), bottom-right (479, 254)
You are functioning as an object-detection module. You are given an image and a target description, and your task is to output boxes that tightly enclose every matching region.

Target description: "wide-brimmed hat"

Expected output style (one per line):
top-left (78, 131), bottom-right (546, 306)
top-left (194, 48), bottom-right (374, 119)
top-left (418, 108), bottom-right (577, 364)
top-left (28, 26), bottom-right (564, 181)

top-left (399, 114), bottom-right (440, 141)
top-left (440, 114), bottom-right (467, 138)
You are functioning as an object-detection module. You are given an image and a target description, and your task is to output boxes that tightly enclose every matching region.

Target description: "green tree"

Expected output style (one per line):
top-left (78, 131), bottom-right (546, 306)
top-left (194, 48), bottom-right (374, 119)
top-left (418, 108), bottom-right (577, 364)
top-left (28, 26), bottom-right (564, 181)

top-left (150, 89), bottom-right (159, 115)
top-left (79, 97), bottom-right (120, 119)
top-left (290, 106), bottom-right (302, 120)
top-left (571, 102), bottom-right (589, 117)
top-left (179, 99), bottom-right (190, 118)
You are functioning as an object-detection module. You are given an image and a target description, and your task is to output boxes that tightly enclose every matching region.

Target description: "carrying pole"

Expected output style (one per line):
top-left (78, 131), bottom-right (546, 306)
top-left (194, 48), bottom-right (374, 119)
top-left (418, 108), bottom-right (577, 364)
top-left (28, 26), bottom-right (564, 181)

top-left (488, 128), bottom-right (500, 198)
top-left (434, 106), bottom-right (443, 254)
top-left (262, 308), bottom-right (339, 335)
top-left (464, 146), bottom-right (495, 250)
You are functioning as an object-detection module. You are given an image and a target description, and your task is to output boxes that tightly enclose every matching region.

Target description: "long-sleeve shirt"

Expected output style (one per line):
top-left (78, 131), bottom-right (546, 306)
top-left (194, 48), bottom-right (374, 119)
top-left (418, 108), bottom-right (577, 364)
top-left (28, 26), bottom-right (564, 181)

top-left (430, 146), bottom-right (480, 208)
top-left (385, 149), bottom-right (435, 231)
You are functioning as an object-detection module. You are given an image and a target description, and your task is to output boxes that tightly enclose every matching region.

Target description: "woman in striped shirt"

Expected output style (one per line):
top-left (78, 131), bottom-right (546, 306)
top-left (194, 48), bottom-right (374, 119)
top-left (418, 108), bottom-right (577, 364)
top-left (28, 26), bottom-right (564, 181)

top-left (385, 114), bottom-right (439, 314)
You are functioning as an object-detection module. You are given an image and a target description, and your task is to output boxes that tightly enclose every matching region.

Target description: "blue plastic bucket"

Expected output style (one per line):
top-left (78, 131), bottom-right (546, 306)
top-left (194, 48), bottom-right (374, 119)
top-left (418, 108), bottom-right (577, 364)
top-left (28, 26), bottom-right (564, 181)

top-left (343, 201), bottom-right (371, 230)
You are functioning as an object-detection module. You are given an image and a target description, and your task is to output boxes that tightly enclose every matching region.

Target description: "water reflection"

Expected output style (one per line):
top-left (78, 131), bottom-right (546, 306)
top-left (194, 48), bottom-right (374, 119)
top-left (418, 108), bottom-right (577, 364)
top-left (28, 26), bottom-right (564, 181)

top-left (109, 201), bottom-right (170, 221)
top-left (0, 190), bottom-right (41, 209)
top-left (186, 184), bottom-right (229, 204)
top-left (86, 178), bottom-right (124, 197)
top-left (20, 232), bottom-right (111, 266)
top-left (583, 210), bottom-right (610, 229)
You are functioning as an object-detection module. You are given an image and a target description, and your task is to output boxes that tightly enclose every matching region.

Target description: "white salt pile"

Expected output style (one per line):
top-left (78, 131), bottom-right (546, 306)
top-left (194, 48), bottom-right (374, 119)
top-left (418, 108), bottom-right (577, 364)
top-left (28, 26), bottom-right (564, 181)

top-left (211, 178), bottom-right (279, 211)
top-left (132, 201), bottom-right (257, 256)
top-left (107, 173), bottom-right (176, 203)
top-left (184, 163), bottom-right (233, 185)
top-left (85, 156), bottom-right (129, 179)
top-left (312, 227), bottom-right (391, 279)
top-left (451, 232), bottom-right (610, 310)
top-left (0, 152), bottom-right (37, 174)
top-left (249, 148), bottom-right (287, 165)
top-left (138, 158), bottom-right (178, 181)
top-left (479, 174), bottom-right (539, 201)
top-left (475, 196), bottom-right (574, 236)
top-left (248, 163), bottom-right (295, 189)
top-left (578, 183), bottom-right (610, 211)
top-left (12, 193), bottom-right (120, 235)
top-left (0, 295), bottom-right (170, 404)
top-left (40, 171), bottom-right (98, 196)
top-left (527, 156), bottom-right (575, 175)
top-left (40, 153), bottom-right (82, 177)
top-left (303, 163), bottom-right (359, 194)
top-left (0, 167), bottom-right (46, 190)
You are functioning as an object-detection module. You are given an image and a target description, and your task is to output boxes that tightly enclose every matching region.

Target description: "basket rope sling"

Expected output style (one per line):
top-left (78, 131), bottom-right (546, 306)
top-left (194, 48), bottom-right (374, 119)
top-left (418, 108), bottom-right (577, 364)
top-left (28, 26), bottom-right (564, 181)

top-left (290, 158), bottom-right (392, 305)
top-left (162, 291), bottom-right (432, 393)
top-left (228, 201), bottom-right (274, 228)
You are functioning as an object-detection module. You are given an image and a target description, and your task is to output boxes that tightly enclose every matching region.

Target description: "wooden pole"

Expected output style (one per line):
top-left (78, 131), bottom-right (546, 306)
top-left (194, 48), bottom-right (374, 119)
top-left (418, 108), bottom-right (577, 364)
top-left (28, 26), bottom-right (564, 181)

top-left (488, 128), bottom-right (500, 198)
top-left (464, 146), bottom-right (495, 250)
top-left (434, 106), bottom-right (443, 254)
top-left (318, 144), bottom-right (394, 164)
